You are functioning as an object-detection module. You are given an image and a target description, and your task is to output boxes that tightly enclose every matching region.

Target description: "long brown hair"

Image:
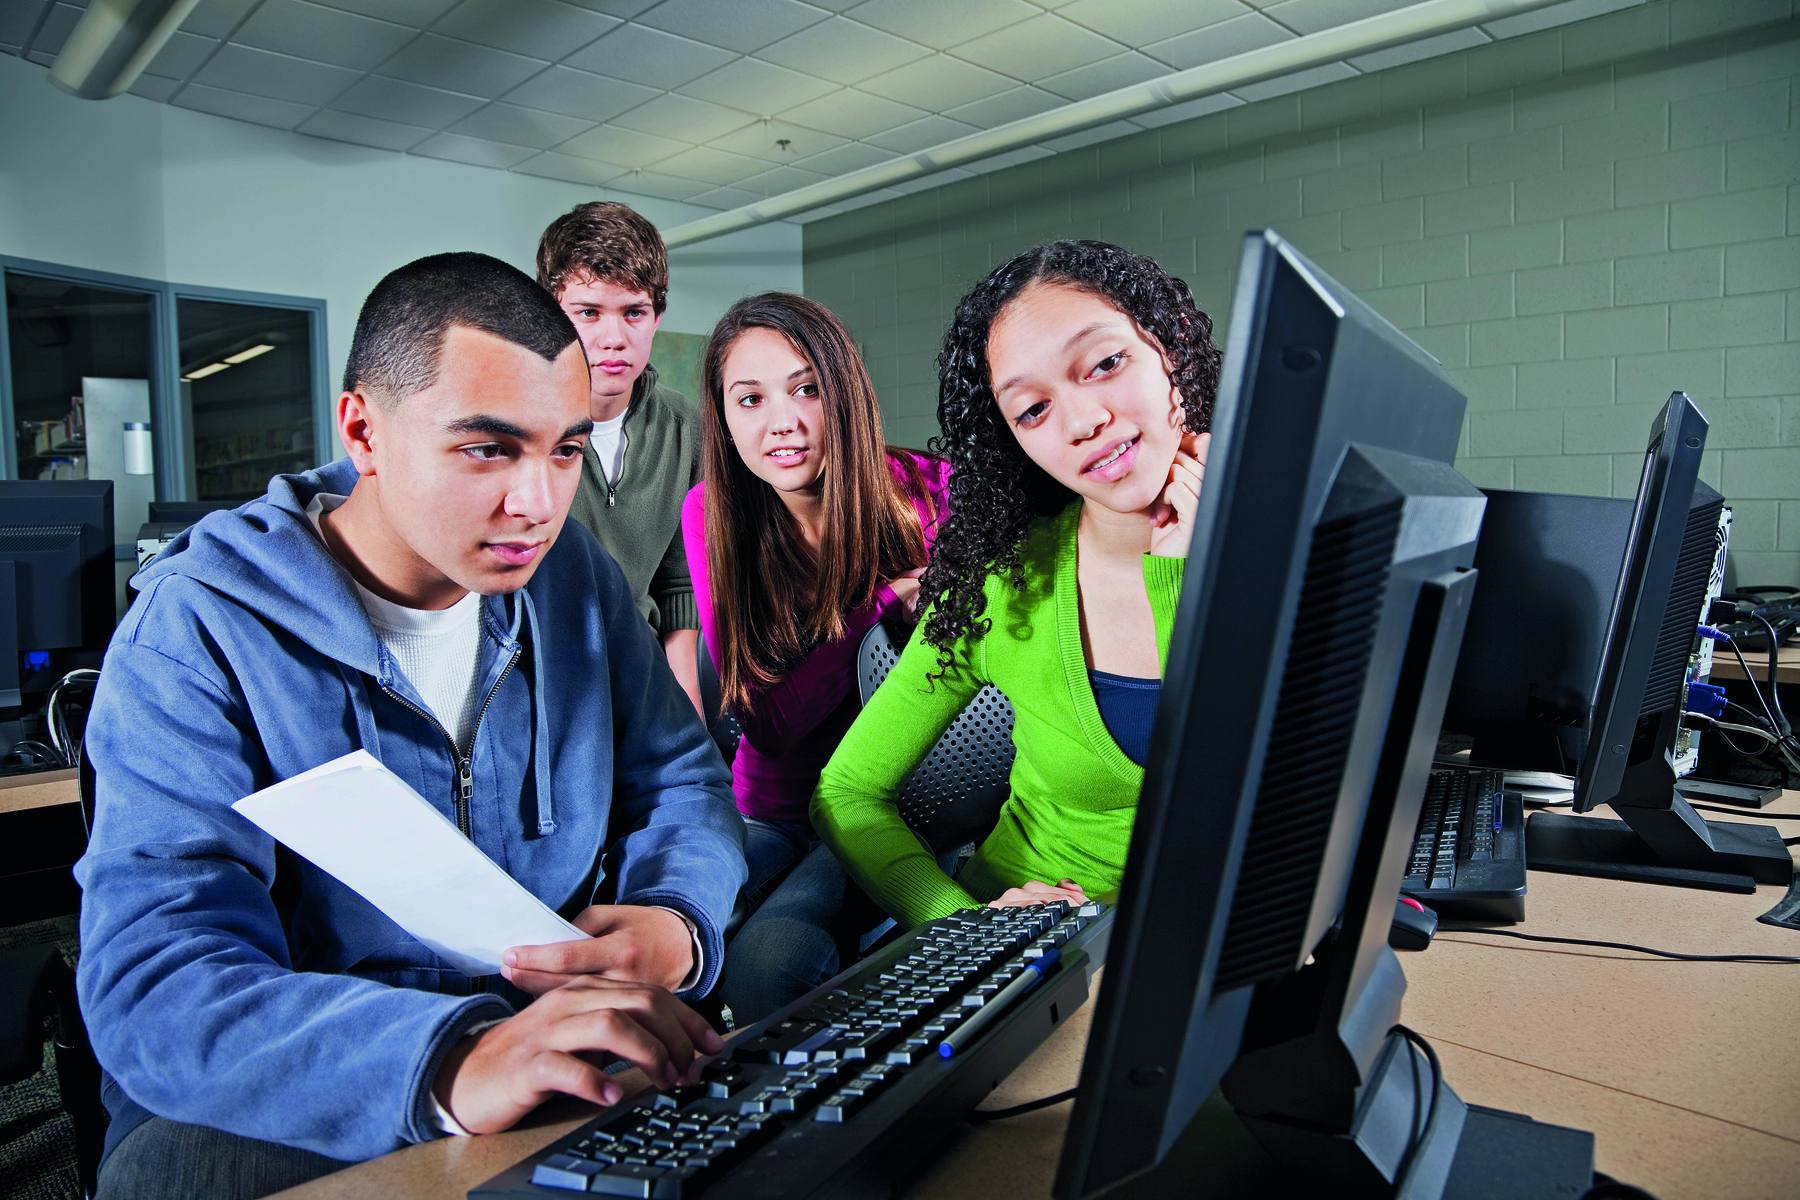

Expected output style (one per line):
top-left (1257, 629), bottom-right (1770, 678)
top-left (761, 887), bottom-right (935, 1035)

top-left (702, 293), bottom-right (936, 713)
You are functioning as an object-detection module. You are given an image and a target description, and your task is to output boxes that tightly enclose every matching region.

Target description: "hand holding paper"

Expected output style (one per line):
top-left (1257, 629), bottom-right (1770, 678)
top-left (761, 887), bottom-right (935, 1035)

top-left (232, 750), bottom-right (586, 977)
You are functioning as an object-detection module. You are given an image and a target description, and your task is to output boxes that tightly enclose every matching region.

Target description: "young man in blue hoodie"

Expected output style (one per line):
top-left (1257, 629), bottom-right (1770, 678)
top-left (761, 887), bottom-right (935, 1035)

top-left (74, 253), bottom-right (747, 1200)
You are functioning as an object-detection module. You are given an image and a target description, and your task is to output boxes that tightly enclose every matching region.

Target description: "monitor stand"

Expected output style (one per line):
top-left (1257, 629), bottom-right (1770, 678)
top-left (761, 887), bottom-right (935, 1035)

top-left (1527, 799), bottom-right (1792, 893)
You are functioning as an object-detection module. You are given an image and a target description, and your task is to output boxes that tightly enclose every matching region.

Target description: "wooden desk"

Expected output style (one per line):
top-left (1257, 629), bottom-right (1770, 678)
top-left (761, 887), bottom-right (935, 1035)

top-left (0, 768), bottom-right (79, 814)
top-left (1708, 643), bottom-right (1798, 686)
top-left (276, 803), bottom-right (1800, 1200)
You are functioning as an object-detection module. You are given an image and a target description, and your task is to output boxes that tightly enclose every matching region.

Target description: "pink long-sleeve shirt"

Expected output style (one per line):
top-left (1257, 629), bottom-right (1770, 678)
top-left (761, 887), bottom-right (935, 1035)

top-left (683, 451), bottom-right (952, 824)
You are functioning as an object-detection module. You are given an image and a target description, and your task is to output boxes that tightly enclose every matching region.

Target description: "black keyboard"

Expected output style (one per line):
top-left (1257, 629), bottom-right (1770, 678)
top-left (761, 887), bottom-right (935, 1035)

top-left (1400, 767), bottom-right (1527, 922)
top-left (472, 901), bottom-right (1112, 1199)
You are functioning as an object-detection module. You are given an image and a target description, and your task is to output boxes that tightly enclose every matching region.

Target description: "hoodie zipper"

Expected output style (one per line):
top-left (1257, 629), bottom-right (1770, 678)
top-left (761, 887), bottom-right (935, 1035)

top-left (379, 645), bottom-right (521, 836)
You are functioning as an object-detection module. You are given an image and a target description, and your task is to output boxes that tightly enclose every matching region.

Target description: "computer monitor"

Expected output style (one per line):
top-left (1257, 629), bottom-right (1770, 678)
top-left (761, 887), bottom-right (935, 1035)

top-left (1525, 395), bottom-right (1791, 890)
top-left (0, 481), bottom-right (114, 714)
top-left (1053, 232), bottom-right (1593, 1199)
top-left (1439, 490), bottom-right (1636, 773)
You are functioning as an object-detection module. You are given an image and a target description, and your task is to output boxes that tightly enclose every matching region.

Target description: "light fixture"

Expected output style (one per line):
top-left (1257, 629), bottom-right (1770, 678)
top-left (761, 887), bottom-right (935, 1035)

top-left (50, 0), bottom-right (205, 100)
top-left (182, 362), bottom-right (229, 381)
top-left (223, 343), bottom-right (275, 364)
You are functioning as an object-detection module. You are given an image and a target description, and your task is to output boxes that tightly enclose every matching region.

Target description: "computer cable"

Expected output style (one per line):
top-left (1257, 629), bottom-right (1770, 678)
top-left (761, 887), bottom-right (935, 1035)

top-left (1750, 614), bottom-right (1791, 737)
top-left (1444, 929), bottom-right (1800, 964)
top-left (1388, 1023), bottom-right (1442, 1199)
top-left (964, 1087), bottom-right (1078, 1123)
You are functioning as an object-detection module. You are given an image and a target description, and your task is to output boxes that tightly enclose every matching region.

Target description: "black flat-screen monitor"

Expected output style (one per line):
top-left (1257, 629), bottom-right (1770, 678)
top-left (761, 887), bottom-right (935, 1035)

top-left (1525, 395), bottom-right (1791, 890)
top-left (1439, 490), bottom-right (1635, 773)
top-left (0, 481), bottom-right (114, 711)
top-left (1054, 232), bottom-right (1593, 1199)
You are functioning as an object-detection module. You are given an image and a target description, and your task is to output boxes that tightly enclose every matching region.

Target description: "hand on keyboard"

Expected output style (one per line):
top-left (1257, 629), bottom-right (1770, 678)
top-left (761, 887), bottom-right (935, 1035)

top-left (434, 975), bottom-right (724, 1135)
top-left (986, 878), bottom-right (1087, 909)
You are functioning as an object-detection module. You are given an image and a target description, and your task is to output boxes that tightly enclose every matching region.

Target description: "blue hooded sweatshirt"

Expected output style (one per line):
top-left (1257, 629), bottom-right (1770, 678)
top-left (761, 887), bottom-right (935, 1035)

top-left (73, 458), bottom-right (746, 1164)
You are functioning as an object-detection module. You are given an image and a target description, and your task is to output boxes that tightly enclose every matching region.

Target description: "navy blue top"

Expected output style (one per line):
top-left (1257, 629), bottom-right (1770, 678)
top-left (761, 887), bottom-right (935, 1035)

top-left (1089, 670), bottom-right (1161, 767)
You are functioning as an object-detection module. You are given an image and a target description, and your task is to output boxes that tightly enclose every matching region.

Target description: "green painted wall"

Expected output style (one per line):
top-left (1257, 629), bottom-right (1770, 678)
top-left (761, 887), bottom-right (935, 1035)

top-left (651, 329), bottom-right (707, 408)
top-left (802, 0), bottom-right (1800, 587)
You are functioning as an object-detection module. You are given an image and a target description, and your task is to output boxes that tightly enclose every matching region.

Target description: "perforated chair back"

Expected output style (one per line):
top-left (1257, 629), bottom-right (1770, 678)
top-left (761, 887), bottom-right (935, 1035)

top-left (696, 636), bottom-right (741, 765)
top-left (855, 622), bottom-right (1015, 856)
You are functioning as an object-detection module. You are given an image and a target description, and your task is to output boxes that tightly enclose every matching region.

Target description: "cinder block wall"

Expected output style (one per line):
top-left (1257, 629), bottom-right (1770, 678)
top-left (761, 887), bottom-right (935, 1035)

top-left (802, 0), bottom-right (1800, 587)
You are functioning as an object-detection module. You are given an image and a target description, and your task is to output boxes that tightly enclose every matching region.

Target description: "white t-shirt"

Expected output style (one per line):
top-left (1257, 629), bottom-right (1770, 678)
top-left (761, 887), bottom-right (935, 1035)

top-left (589, 409), bottom-right (627, 486)
top-left (305, 493), bottom-right (483, 753)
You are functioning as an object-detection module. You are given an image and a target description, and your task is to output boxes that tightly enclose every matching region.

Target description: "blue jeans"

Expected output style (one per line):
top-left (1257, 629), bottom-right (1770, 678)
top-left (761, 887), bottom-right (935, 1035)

top-left (720, 818), bottom-right (847, 1025)
top-left (98, 1116), bottom-right (349, 1200)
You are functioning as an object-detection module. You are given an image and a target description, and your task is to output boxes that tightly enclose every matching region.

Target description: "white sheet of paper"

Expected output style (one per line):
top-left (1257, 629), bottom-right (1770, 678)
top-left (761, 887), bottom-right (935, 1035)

top-left (232, 749), bottom-right (586, 976)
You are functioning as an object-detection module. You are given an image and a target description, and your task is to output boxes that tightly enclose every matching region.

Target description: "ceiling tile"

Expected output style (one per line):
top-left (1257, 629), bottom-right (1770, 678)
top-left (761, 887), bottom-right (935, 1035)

top-left (602, 169), bottom-right (716, 201)
top-left (0, 5), bottom-right (34, 46)
top-left (1038, 117), bottom-right (1138, 152)
top-left (678, 57), bottom-right (837, 114)
top-left (707, 117), bottom-right (847, 163)
top-left (330, 74), bottom-right (487, 125)
top-left (685, 185), bottom-right (766, 209)
top-left (791, 139), bottom-right (897, 174)
top-left (1130, 90), bottom-right (1240, 128)
top-left (564, 23), bottom-right (735, 89)
top-left (192, 44), bottom-right (362, 106)
top-left (127, 74), bottom-right (183, 102)
top-left (449, 102), bottom-right (595, 147)
top-left (844, 0), bottom-right (1038, 53)
top-left (1482, 0), bottom-right (1645, 39)
top-left (1055, 0), bottom-right (1250, 47)
top-left (778, 87), bottom-right (925, 140)
top-left (859, 53), bottom-right (1016, 110)
top-left (144, 31), bottom-right (218, 80)
top-left (1230, 60), bottom-right (1356, 101)
top-left (511, 151), bottom-right (631, 185)
top-left (1348, 26), bottom-right (1487, 72)
top-left (379, 33), bottom-right (549, 98)
top-left (737, 162), bottom-right (832, 194)
top-left (500, 65), bottom-right (658, 122)
top-left (1036, 50), bottom-right (1168, 101)
top-left (864, 114), bottom-right (979, 154)
top-left (635, 0), bottom-right (829, 55)
top-left (410, 131), bottom-right (540, 168)
top-left (654, 145), bottom-right (773, 185)
top-left (298, 108), bottom-right (434, 150)
top-left (559, 122), bottom-right (690, 166)
top-left (173, 83), bottom-right (317, 129)
top-left (611, 92), bottom-right (756, 142)
top-left (943, 84), bottom-right (1062, 128)
top-left (307, 0), bottom-right (460, 25)
top-left (951, 14), bottom-right (1121, 79)
top-left (178, 0), bottom-right (259, 39)
top-left (756, 16), bottom-right (929, 86)
top-left (28, 3), bottom-right (80, 58)
top-left (1261, 0), bottom-right (1417, 36)
top-left (557, 0), bottom-right (659, 17)
top-left (1143, 13), bottom-right (1289, 71)
top-left (234, 0), bottom-right (416, 72)
top-left (433, 0), bottom-right (619, 62)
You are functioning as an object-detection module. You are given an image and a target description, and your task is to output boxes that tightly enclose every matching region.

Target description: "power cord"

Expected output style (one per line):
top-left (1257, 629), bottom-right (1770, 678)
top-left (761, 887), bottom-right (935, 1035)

top-left (1444, 928), bottom-right (1800, 964)
top-left (1388, 1024), bottom-right (1442, 1197)
top-left (965, 1087), bottom-right (1078, 1122)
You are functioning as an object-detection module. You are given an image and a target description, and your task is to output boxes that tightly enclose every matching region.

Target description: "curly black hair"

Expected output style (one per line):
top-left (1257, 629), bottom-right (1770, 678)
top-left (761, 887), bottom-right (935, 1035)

top-left (918, 240), bottom-right (1222, 660)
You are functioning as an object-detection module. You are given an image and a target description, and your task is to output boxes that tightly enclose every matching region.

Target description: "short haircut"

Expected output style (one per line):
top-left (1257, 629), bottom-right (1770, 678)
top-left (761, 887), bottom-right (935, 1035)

top-left (536, 201), bottom-right (669, 314)
top-left (342, 252), bottom-right (578, 406)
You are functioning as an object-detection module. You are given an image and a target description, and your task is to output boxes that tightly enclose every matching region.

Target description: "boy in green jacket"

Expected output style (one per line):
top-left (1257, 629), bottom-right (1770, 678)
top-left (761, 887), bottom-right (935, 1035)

top-left (538, 201), bottom-right (703, 714)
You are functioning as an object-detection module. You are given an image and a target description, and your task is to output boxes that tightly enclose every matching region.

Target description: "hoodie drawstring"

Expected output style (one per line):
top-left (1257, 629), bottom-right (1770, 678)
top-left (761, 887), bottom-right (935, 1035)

top-left (519, 590), bottom-right (556, 837)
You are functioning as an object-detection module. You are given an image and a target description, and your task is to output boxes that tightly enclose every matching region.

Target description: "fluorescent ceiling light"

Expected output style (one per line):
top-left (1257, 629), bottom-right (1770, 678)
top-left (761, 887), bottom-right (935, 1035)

top-left (182, 362), bottom-right (230, 381)
top-left (223, 344), bottom-right (276, 364)
top-left (51, 0), bottom-right (205, 100)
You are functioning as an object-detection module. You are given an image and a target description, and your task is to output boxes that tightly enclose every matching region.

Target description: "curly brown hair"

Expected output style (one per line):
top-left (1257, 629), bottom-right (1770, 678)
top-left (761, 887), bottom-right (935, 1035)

top-left (918, 240), bottom-right (1221, 660)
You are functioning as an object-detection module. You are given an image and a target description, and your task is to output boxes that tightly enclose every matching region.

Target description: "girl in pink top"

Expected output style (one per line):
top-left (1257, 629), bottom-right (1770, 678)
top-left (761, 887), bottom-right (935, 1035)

top-left (684, 292), bottom-right (950, 1021)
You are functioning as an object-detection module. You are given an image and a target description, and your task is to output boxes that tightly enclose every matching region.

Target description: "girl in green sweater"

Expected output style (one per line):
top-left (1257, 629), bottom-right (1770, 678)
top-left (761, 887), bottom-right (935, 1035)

top-left (813, 241), bottom-right (1220, 927)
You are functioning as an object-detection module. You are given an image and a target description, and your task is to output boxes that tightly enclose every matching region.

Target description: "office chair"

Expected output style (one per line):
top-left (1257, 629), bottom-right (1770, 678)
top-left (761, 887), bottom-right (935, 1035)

top-left (0, 734), bottom-right (103, 1200)
top-left (854, 622), bottom-right (1016, 861)
top-left (695, 636), bottom-right (741, 765)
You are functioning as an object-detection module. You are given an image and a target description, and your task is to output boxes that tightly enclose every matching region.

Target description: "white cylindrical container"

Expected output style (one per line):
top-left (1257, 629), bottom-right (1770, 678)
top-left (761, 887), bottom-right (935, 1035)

top-left (123, 422), bottom-right (154, 475)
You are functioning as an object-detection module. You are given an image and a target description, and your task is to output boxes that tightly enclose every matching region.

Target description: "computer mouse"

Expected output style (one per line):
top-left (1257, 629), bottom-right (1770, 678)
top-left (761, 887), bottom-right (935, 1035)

top-left (1389, 896), bottom-right (1437, 951)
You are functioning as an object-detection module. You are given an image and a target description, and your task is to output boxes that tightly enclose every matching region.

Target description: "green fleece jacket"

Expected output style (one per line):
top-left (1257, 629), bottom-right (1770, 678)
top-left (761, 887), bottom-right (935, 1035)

top-left (813, 501), bottom-right (1184, 927)
top-left (566, 362), bottom-right (701, 636)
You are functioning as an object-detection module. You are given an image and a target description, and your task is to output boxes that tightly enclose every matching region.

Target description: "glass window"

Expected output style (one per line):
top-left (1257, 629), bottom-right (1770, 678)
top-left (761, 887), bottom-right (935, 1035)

top-left (176, 298), bottom-right (315, 502)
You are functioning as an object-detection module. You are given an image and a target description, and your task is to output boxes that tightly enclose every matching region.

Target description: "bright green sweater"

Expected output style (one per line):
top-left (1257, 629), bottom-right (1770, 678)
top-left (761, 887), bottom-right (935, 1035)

top-left (812, 502), bottom-right (1185, 927)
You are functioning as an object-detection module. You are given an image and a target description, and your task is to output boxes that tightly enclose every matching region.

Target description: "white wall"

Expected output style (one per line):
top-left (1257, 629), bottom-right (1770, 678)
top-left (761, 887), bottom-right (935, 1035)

top-left (0, 51), bottom-right (802, 390)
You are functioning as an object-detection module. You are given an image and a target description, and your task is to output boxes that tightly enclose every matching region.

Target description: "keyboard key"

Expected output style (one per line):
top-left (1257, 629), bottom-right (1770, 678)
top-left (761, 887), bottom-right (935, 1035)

top-left (531, 1154), bottom-right (605, 1191)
